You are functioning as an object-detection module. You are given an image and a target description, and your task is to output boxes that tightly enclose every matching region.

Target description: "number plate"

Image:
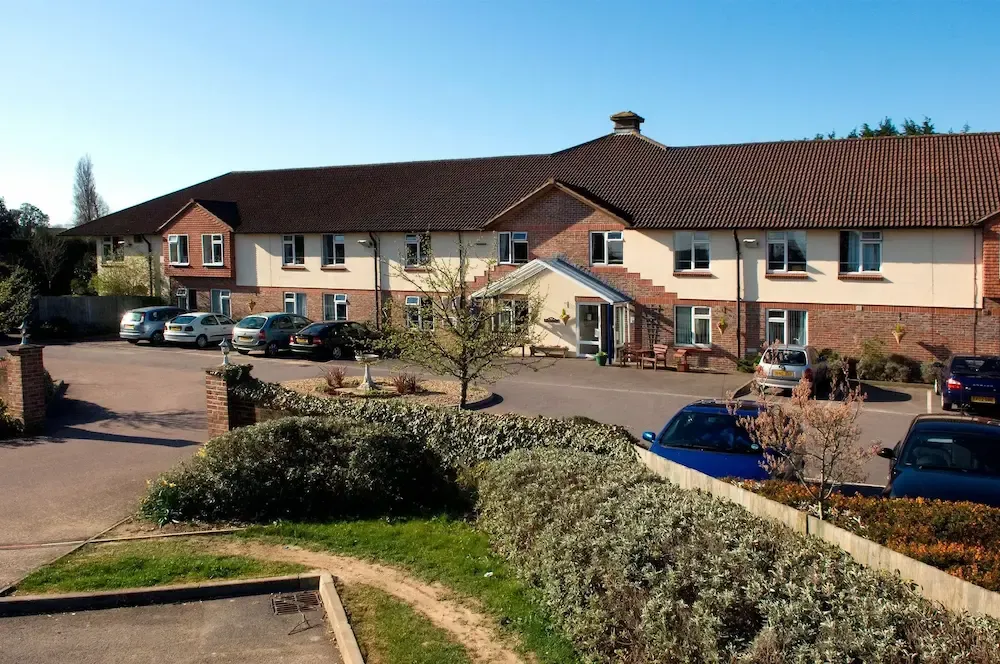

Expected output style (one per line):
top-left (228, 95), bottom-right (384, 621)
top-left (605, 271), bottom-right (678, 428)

top-left (971, 396), bottom-right (996, 404)
top-left (168, 325), bottom-right (181, 331)
top-left (772, 369), bottom-right (793, 378)
top-left (296, 336), bottom-right (308, 344)
top-left (123, 324), bottom-right (134, 330)
top-left (239, 335), bottom-right (254, 343)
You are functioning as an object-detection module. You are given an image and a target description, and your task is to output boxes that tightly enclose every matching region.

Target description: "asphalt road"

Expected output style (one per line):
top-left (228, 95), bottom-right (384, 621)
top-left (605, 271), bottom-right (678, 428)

top-left (0, 339), bottom-right (936, 587)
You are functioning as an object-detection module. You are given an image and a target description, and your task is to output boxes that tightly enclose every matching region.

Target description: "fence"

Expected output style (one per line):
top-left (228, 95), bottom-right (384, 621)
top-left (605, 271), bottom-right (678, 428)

top-left (635, 446), bottom-right (1000, 618)
top-left (36, 296), bottom-right (162, 330)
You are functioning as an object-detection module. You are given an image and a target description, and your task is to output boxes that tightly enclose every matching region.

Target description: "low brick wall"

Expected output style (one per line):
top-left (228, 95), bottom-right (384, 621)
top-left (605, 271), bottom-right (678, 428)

top-left (635, 446), bottom-right (1000, 619)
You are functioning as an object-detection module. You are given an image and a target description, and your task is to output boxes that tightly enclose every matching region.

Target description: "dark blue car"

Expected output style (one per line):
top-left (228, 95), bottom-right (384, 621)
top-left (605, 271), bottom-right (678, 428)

top-left (878, 415), bottom-right (1000, 507)
top-left (642, 399), bottom-right (769, 480)
top-left (936, 355), bottom-right (1000, 412)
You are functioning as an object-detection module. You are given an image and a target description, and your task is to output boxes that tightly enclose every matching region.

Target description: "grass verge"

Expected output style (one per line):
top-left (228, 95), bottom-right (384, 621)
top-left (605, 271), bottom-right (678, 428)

top-left (341, 583), bottom-right (472, 664)
top-left (241, 517), bottom-right (580, 664)
top-left (16, 539), bottom-right (306, 594)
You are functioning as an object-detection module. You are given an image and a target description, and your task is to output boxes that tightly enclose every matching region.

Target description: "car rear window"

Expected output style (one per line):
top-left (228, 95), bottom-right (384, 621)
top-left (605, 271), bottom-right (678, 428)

top-left (237, 316), bottom-right (267, 330)
top-left (125, 312), bottom-right (143, 322)
top-left (762, 349), bottom-right (807, 366)
top-left (951, 356), bottom-right (1000, 375)
top-left (659, 411), bottom-right (759, 454)
top-left (902, 430), bottom-right (1000, 475)
top-left (172, 315), bottom-right (196, 324)
top-left (298, 323), bottom-right (332, 335)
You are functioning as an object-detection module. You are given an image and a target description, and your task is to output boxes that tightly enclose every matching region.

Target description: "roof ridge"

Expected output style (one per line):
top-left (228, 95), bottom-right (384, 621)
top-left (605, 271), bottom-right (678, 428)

top-left (230, 152), bottom-right (549, 175)
top-left (669, 130), bottom-right (1000, 151)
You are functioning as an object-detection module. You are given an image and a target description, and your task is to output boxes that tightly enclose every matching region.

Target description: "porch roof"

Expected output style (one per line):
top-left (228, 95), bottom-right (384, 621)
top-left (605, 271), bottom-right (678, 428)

top-left (472, 257), bottom-right (630, 304)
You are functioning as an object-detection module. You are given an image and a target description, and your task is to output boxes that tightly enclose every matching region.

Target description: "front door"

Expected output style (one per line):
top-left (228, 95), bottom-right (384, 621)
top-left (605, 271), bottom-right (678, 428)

top-left (187, 288), bottom-right (198, 311)
top-left (577, 303), bottom-right (601, 356)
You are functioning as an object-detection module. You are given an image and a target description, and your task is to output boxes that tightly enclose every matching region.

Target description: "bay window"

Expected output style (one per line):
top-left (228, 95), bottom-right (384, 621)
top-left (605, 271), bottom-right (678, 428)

top-left (590, 231), bottom-right (624, 265)
top-left (674, 232), bottom-right (710, 271)
top-left (766, 231), bottom-right (807, 272)
top-left (839, 230), bottom-right (882, 273)
top-left (675, 305), bottom-right (712, 347)
top-left (766, 309), bottom-right (808, 345)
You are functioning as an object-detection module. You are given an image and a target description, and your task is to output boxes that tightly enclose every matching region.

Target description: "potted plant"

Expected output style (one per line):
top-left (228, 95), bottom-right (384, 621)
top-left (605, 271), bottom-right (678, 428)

top-left (717, 314), bottom-right (728, 336)
top-left (892, 321), bottom-right (906, 345)
top-left (594, 351), bottom-right (608, 367)
top-left (560, 308), bottom-right (571, 325)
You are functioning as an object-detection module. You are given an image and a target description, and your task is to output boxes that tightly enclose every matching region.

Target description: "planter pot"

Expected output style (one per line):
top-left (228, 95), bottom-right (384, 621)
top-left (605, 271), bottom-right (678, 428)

top-left (892, 330), bottom-right (905, 345)
top-left (595, 356), bottom-right (607, 367)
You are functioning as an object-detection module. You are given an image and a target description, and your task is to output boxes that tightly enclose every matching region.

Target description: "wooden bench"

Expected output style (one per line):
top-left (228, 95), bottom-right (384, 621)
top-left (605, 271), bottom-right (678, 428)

top-left (638, 344), bottom-right (670, 370)
top-left (529, 345), bottom-right (569, 358)
top-left (616, 342), bottom-right (645, 367)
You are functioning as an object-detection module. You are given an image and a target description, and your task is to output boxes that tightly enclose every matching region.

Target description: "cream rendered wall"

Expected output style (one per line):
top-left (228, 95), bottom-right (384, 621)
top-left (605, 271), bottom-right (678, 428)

top-left (95, 236), bottom-right (166, 297)
top-left (236, 233), bottom-right (376, 290)
top-left (502, 268), bottom-right (598, 357)
top-left (379, 231), bottom-right (494, 291)
top-left (624, 229), bottom-right (738, 300)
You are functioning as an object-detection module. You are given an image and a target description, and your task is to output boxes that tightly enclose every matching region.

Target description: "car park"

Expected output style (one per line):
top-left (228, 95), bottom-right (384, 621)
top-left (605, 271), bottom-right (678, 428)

top-left (163, 312), bottom-right (235, 348)
top-left (288, 321), bottom-right (372, 360)
top-left (878, 415), bottom-right (1000, 507)
top-left (231, 312), bottom-right (312, 357)
top-left (756, 344), bottom-right (827, 396)
top-left (931, 355), bottom-right (1000, 412)
top-left (642, 399), bottom-right (771, 480)
top-left (119, 306), bottom-right (186, 345)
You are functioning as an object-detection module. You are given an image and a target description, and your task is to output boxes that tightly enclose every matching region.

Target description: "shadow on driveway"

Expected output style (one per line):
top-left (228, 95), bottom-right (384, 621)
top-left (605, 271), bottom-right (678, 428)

top-left (859, 382), bottom-right (916, 404)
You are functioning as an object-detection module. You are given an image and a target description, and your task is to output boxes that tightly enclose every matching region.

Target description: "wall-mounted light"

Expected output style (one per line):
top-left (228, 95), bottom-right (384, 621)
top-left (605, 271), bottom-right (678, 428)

top-left (741, 238), bottom-right (759, 248)
top-left (357, 239), bottom-right (373, 248)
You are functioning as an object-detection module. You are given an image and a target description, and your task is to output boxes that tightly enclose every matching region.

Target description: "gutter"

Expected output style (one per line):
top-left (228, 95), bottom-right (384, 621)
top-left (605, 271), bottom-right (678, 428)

top-left (733, 230), bottom-right (742, 359)
top-left (140, 234), bottom-right (154, 297)
top-left (369, 231), bottom-right (381, 330)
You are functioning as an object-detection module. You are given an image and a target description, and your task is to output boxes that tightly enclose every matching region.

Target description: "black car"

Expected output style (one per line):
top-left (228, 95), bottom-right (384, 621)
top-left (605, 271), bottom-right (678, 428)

top-left (878, 415), bottom-right (1000, 506)
top-left (288, 321), bottom-right (373, 360)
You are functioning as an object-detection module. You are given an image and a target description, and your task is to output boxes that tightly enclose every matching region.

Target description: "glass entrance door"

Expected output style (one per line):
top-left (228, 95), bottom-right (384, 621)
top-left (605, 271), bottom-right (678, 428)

top-left (577, 303), bottom-right (601, 356)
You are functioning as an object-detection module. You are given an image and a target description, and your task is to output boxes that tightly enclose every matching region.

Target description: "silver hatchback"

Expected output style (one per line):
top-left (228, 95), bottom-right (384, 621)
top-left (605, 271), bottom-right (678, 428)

top-left (120, 306), bottom-right (186, 345)
top-left (231, 312), bottom-right (312, 357)
top-left (756, 344), bottom-right (828, 395)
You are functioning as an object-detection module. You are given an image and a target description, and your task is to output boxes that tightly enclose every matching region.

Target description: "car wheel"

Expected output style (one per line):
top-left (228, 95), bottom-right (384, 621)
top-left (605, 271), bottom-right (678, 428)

top-left (265, 341), bottom-right (280, 358)
top-left (941, 393), bottom-right (952, 411)
top-left (237, 348), bottom-right (250, 355)
top-left (196, 334), bottom-right (209, 349)
top-left (151, 331), bottom-right (165, 346)
top-left (329, 345), bottom-right (343, 360)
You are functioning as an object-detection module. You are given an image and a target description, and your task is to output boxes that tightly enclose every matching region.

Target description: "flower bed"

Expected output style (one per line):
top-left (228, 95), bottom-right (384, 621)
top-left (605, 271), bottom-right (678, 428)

top-left (734, 479), bottom-right (1000, 591)
top-left (281, 376), bottom-right (491, 408)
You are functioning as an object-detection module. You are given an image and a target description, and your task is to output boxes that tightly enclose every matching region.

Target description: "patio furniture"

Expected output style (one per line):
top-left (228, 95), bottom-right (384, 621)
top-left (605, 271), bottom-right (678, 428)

top-left (639, 344), bottom-right (670, 370)
top-left (674, 348), bottom-right (691, 372)
top-left (530, 345), bottom-right (569, 358)
top-left (616, 342), bottom-right (645, 367)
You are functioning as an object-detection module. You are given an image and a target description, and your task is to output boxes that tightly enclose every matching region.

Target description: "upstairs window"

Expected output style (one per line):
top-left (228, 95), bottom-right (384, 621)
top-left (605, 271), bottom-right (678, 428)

top-left (167, 234), bottom-right (189, 265)
top-left (405, 233), bottom-right (430, 267)
top-left (590, 231), bottom-right (624, 265)
top-left (202, 234), bottom-right (224, 266)
top-left (498, 231), bottom-right (529, 264)
top-left (102, 236), bottom-right (125, 263)
top-left (405, 295), bottom-right (434, 330)
top-left (284, 292), bottom-right (307, 316)
top-left (674, 231), bottom-right (710, 271)
top-left (282, 234), bottom-right (305, 265)
top-left (323, 234), bottom-right (345, 266)
top-left (675, 305), bottom-right (712, 347)
top-left (840, 231), bottom-right (882, 273)
top-left (766, 231), bottom-right (807, 272)
top-left (324, 293), bottom-right (348, 321)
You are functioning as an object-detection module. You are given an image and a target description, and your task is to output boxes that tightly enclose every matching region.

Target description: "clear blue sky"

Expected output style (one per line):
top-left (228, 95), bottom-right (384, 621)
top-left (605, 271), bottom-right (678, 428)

top-left (2, 0), bottom-right (998, 226)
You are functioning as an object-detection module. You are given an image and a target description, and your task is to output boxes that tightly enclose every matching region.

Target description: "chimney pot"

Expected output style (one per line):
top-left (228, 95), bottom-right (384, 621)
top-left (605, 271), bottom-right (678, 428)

top-left (610, 111), bottom-right (644, 134)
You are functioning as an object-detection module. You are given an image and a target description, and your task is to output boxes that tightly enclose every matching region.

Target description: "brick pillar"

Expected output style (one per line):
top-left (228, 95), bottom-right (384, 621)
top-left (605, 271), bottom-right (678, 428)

top-left (205, 365), bottom-right (257, 438)
top-left (5, 345), bottom-right (46, 433)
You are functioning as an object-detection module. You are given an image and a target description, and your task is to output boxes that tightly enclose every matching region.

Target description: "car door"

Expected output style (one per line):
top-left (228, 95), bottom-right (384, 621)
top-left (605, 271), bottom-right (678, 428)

top-left (217, 316), bottom-right (235, 339)
top-left (271, 315), bottom-right (294, 346)
top-left (201, 315), bottom-right (219, 339)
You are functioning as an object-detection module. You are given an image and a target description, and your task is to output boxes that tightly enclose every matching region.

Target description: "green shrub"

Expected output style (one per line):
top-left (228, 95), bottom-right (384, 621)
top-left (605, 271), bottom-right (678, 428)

top-left (230, 378), bottom-right (635, 468)
top-left (0, 398), bottom-right (23, 439)
top-left (921, 360), bottom-right (941, 384)
top-left (140, 417), bottom-right (461, 524)
top-left (857, 337), bottom-right (888, 379)
top-left (736, 352), bottom-right (761, 373)
top-left (476, 449), bottom-right (1000, 664)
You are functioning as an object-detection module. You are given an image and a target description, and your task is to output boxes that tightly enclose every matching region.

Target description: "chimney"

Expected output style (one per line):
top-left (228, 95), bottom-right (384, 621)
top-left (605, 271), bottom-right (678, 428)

top-left (611, 111), bottom-right (644, 134)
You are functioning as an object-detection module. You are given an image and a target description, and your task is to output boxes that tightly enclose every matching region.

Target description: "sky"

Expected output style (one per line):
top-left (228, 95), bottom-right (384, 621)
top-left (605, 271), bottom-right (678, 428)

top-left (2, 0), bottom-right (998, 226)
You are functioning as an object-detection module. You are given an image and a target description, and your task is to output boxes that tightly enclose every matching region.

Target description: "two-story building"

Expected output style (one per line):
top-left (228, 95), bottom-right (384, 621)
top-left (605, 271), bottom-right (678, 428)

top-left (66, 112), bottom-right (1000, 370)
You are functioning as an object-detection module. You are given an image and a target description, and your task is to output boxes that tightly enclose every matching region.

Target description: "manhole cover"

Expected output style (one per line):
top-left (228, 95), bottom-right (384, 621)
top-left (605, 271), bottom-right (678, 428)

top-left (271, 590), bottom-right (321, 616)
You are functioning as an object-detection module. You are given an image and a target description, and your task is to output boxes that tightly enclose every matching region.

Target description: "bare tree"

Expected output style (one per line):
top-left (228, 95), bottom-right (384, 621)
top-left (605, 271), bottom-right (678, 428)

top-left (73, 155), bottom-right (110, 225)
top-left (382, 242), bottom-right (545, 408)
top-left (731, 377), bottom-right (877, 520)
top-left (30, 228), bottom-right (66, 293)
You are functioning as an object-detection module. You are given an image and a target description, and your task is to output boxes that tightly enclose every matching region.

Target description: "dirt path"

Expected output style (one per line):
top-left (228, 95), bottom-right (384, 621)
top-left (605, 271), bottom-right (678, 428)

top-left (221, 540), bottom-right (528, 664)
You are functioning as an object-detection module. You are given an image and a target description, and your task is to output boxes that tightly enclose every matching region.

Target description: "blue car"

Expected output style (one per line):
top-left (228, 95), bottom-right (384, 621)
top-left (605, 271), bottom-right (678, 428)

top-left (642, 399), bottom-right (769, 480)
top-left (935, 355), bottom-right (1000, 412)
top-left (878, 415), bottom-right (1000, 507)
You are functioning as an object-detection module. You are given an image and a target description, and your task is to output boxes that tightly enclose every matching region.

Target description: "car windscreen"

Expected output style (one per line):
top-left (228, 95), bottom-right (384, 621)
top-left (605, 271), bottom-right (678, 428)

top-left (172, 315), bottom-right (196, 324)
top-left (951, 356), bottom-right (1000, 376)
top-left (762, 349), bottom-right (807, 366)
top-left (658, 411), bottom-right (760, 454)
top-left (237, 316), bottom-right (267, 330)
top-left (901, 430), bottom-right (1000, 475)
top-left (298, 323), bottom-right (332, 335)
top-left (125, 312), bottom-right (144, 322)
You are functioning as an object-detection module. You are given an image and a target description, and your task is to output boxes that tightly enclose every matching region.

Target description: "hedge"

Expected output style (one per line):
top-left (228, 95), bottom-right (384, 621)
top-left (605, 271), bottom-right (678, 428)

top-left (476, 449), bottom-right (1000, 664)
top-left (229, 377), bottom-right (636, 468)
top-left (141, 417), bottom-right (461, 524)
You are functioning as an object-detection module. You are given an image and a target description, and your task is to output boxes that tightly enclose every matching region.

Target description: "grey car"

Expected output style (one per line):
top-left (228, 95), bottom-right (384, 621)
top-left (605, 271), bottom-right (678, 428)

top-left (756, 344), bottom-right (828, 396)
top-left (119, 306), bottom-right (187, 345)
top-left (231, 312), bottom-right (312, 357)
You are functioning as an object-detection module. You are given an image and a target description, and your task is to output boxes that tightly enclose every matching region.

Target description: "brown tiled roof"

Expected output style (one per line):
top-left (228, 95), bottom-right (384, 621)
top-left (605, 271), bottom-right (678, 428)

top-left (64, 131), bottom-right (1000, 237)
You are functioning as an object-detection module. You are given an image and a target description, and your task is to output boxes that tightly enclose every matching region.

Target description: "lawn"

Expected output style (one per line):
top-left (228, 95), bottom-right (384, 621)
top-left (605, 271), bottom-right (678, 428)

top-left (241, 517), bottom-right (580, 664)
top-left (15, 539), bottom-right (305, 594)
top-left (341, 583), bottom-right (472, 664)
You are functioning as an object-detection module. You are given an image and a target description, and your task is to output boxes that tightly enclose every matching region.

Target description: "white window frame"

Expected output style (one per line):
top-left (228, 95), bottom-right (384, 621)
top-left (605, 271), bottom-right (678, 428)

top-left (766, 231), bottom-right (807, 273)
top-left (284, 292), bottom-right (307, 316)
top-left (840, 230), bottom-right (883, 273)
top-left (167, 234), bottom-right (189, 266)
top-left (210, 289), bottom-right (231, 317)
top-left (202, 233), bottom-right (224, 266)
top-left (674, 305), bottom-right (712, 347)
top-left (324, 293), bottom-right (348, 321)
top-left (175, 287), bottom-right (188, 310)
top-left (282, 234), bottom-right (305, 266)
top-left (405, 295), bottom-right (433, 330)
top-left (766, 309), bottom-right (808, 345)
top-left (322, 234), bottom-right (346, 266)
top-left (590, 231), bottom-right (624, 266)
top-left (498, 231), bottom-right (529, 265)
top-left (674, 231), bottom-right (711, 271)
top-left (101, 236), bottom-right (125, 263)
top-left (495, 299), bottom-right (529, 330)
top-left (405, 233), bottom-right (430, 267)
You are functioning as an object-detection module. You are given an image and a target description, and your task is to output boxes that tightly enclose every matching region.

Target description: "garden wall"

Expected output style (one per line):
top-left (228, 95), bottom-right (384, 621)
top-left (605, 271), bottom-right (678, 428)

top-left (636, 446), bottom-right (1000, 618)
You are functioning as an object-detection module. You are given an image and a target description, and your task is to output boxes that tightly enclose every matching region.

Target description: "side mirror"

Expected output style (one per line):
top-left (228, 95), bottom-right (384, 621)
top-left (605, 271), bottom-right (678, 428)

top-left (877, 446), bottom-right (895, 459)
top-left (642, 431), bottom-right (656, 443)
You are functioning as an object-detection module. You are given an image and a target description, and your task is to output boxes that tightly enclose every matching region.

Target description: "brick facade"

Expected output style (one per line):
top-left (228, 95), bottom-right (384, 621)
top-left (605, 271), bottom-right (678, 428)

top-left (162, 203), bottom-right (235, 279)
top-left (5, 345), bottom-right (47, 433)
top-left (205, 369), bottom-right (259, 438)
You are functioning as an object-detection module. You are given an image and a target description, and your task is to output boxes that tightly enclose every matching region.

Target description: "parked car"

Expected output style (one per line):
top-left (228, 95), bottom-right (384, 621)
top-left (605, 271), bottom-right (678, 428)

top-left (642, 399), bottom-right (771, 480)
top-left (756, 344), bottom-right (828, 396)
top-left (288, 321), bottom-right (374, 360)
top-left (231, 312), bottom-right (312, 357)
top-left (163, 312), bottom-right (236, 348)
top-left (119, 306), bottom-right (187, 345)
top-left (877, 415), bottom-right (1000, 506)
top-left (932, 355), bottom-right (1000, 412)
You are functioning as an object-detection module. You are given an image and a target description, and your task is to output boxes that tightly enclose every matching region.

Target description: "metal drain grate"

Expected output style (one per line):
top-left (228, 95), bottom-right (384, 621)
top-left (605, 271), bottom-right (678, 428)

top-left (271, 590), bottom-right (321, 616)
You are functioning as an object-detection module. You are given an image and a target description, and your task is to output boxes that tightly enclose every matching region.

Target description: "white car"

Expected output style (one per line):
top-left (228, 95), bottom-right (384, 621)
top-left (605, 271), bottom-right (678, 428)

top-left (163, 312), bottom-right (235, 348)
